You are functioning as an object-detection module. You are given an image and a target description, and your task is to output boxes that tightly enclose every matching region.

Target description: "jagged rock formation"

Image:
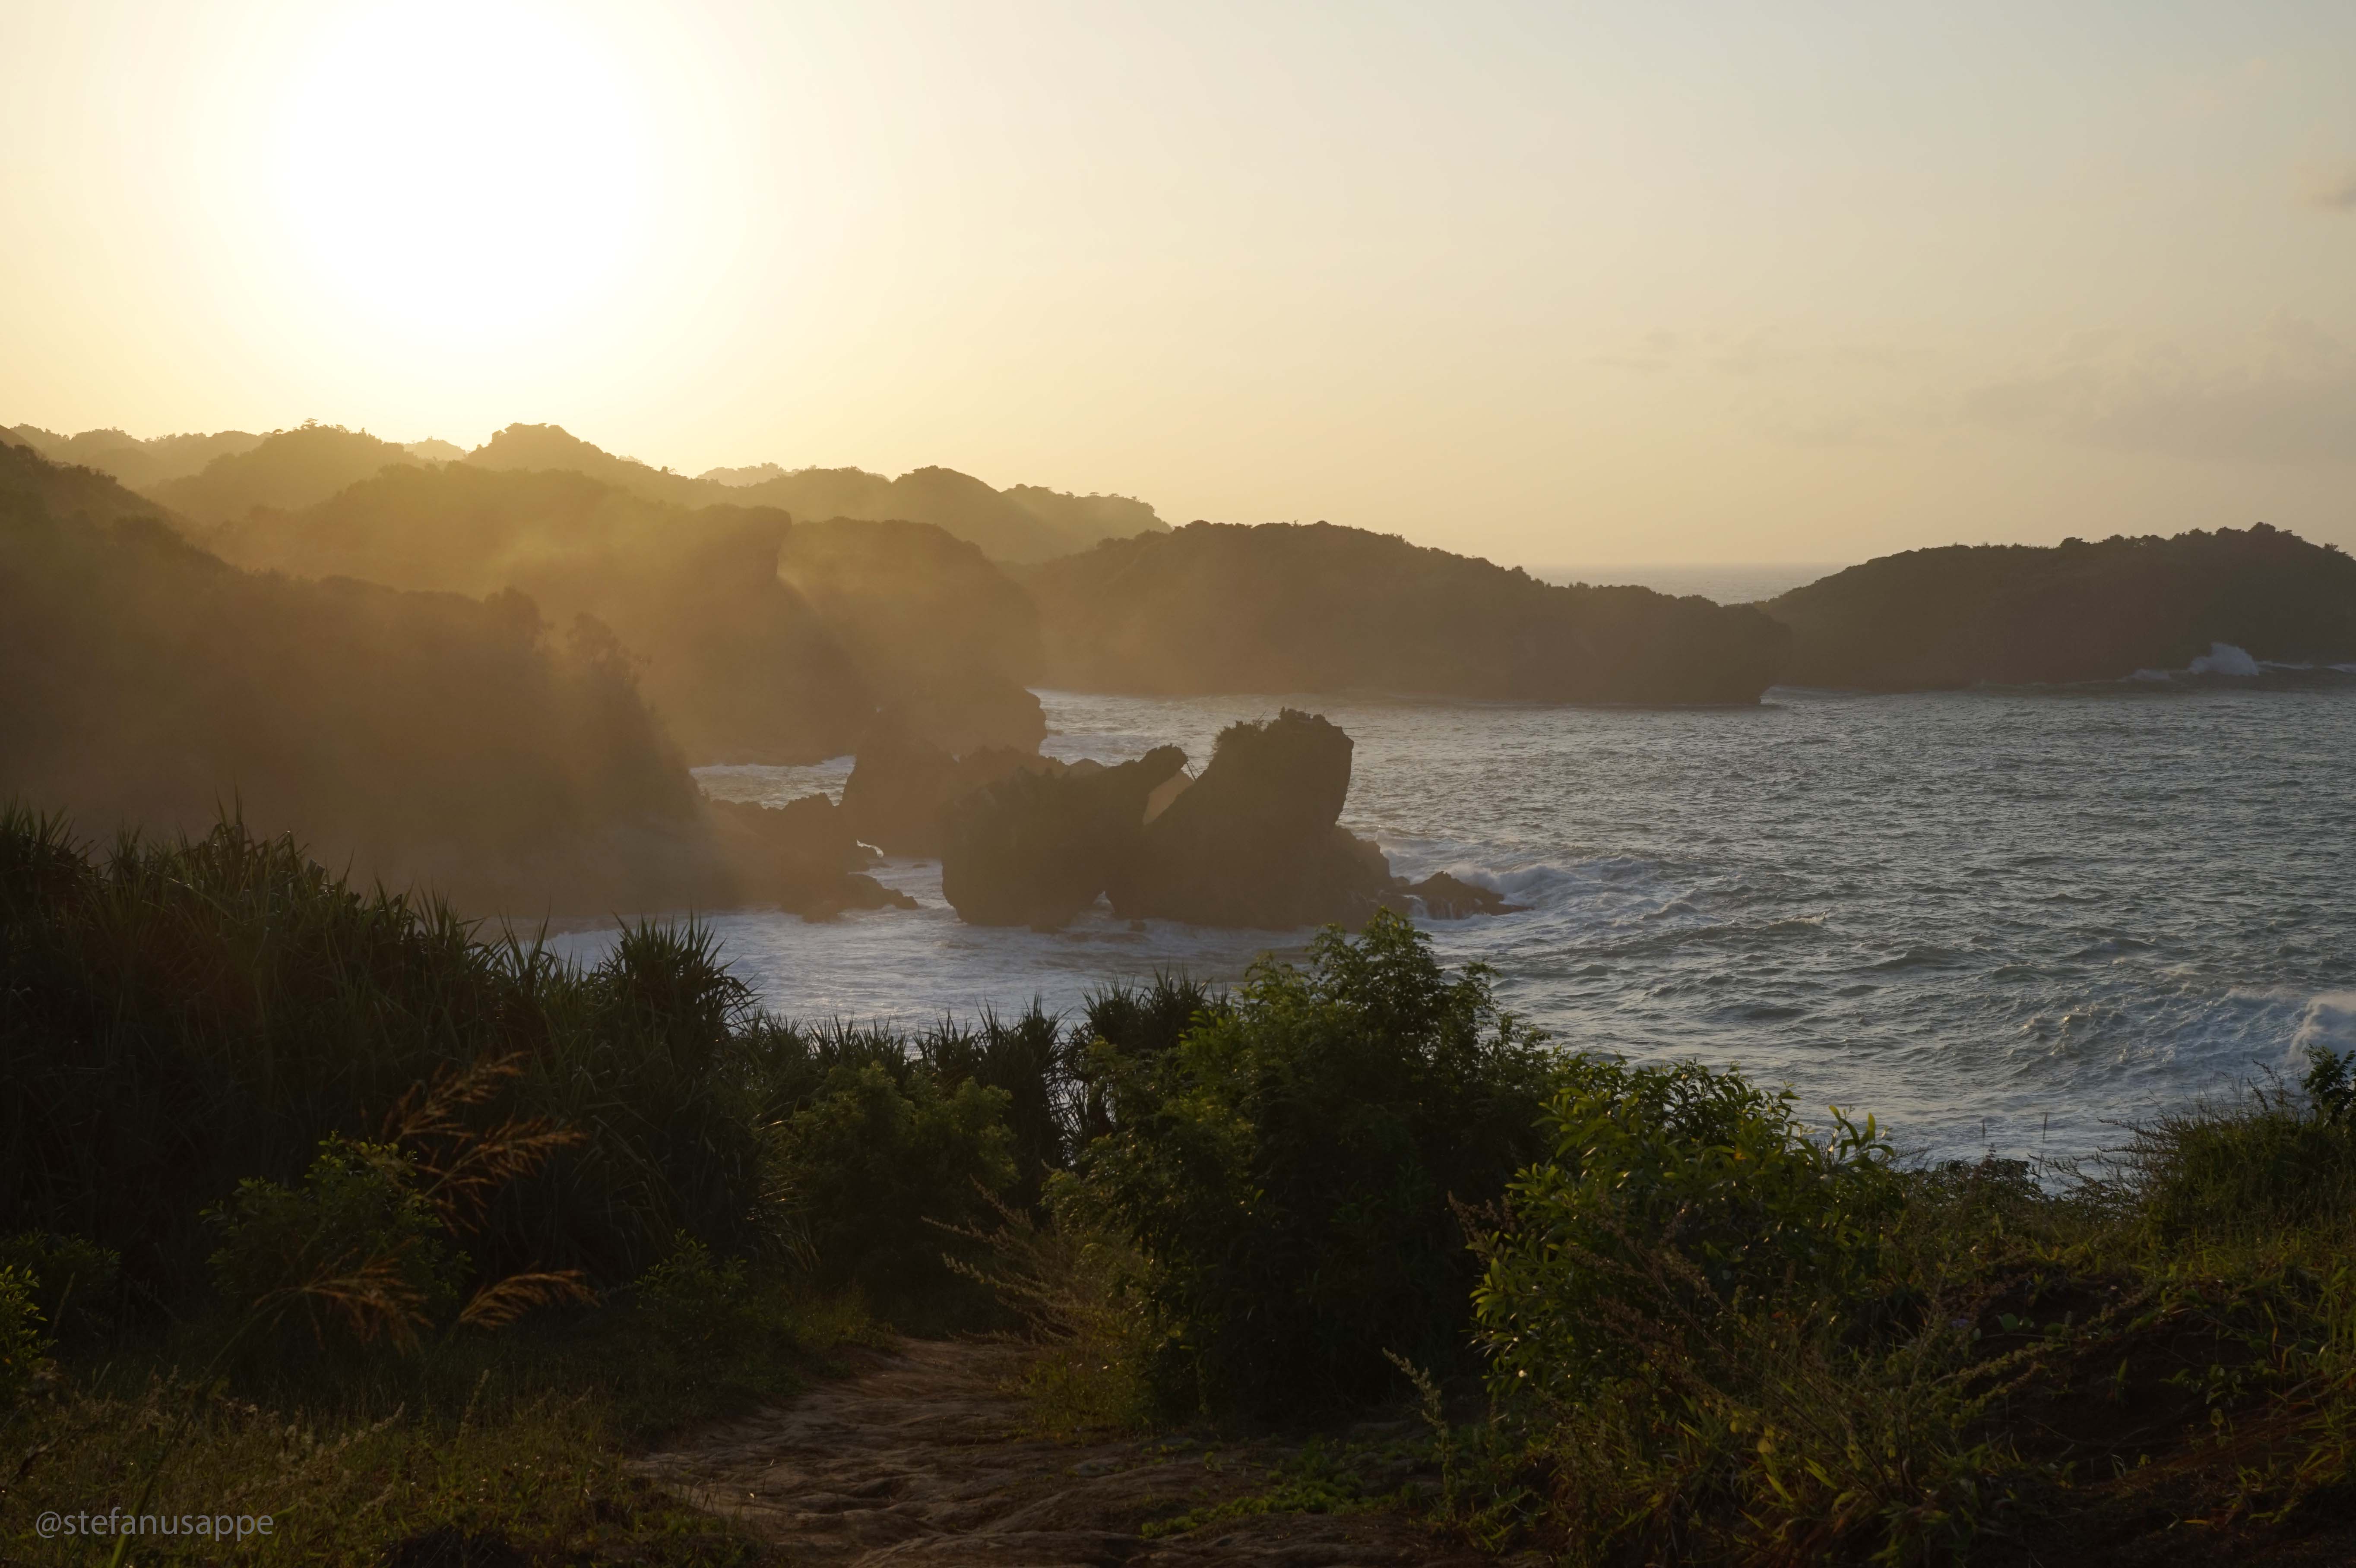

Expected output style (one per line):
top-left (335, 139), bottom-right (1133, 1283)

top-left (1398, 871), bottom-right (1520, 920)
top-left (1762, 525), bottom-right (2356, 689)
top-left (706, 796), bottom-right (916, 921)
top-left (1023, 521), bottom-right (1790, 704)
top-left (940, 747), bottom-right (1188, 928)
top-left (840, 737), bottom-right (1061, 858)
top-left (1109, 711), bottom-right (1395, 929)
top-left (921, 711), bottom-right (1528, 932)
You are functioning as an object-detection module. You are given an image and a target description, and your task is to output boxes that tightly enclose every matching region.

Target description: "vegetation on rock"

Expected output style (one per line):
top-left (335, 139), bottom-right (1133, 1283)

top-left (1763, 523), bottom-right (2356, 689)
top-left (1024, 521), bottom-right (1792, 703)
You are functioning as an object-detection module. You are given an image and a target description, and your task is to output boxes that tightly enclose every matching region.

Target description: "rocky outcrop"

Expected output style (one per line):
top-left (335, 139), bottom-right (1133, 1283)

top-left (856, 708), bottom-right (1528, 933)
top-left (840, 734), bottom-right (1064, 858)
top-left (1398, 871), bottom-right (1522, 920)
top-left (940, 747), bottom-right (1188, 928)
top-left (707, 795), bottom-right (916, 921)
top-left (1108, 711), bottom-right (1397, 930)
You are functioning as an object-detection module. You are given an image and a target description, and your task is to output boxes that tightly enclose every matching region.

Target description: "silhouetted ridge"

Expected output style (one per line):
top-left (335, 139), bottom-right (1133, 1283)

top-left (0, 441), bottom-right (751, 914)
top-left (468, 422), bottom-right (1162, 560)
top-left (202, 462), bottom-right (1043, 762)
top-left (149, 421), bottom-right (420, 523)
top-left (5, 423), bottom-right (261, 488)
top-left (1024, 521), bottom-right (1789, 703)
top-left (1762, 524), bottom-right (2356, 689)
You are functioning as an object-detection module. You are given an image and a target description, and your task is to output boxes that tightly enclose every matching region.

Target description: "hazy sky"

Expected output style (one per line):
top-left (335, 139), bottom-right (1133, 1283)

top-left (4, 0), bottom-right (2353, 564)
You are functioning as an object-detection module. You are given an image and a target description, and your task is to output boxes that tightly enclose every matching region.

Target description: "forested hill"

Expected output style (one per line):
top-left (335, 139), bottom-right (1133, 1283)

top-left (4, 423), bottom-right (260, 489)
top-left (0, 439), bottom-right (741, 914)
top-left (1761, 525), bottom-right (2356, 689)
top-left (205, 462), bottom-right (1046, 764)
top-left (471, 423), bottom-right (1165, 561)
top-left (60, 417), bottom-right (1165, 562)
top-left (1023, 521), bottom-right (1791, 704)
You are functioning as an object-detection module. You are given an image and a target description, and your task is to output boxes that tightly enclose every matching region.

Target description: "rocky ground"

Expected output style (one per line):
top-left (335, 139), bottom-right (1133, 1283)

top-left (631, 1337), bottom-right (1498, 1567)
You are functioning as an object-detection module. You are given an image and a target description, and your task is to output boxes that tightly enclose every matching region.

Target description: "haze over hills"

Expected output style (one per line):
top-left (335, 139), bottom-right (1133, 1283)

top-left (148, 421), bottom-right (421, 523)
top-left (0, 437), bottom-right (747, 914)
top-left (48, 416), bottom-right (1172, 563)
top-left (5, 423), bottom-right (260, 489)
top-left (1024, 522), bottom-right (1792, 704)
top-left (205, 462), bottom-right (1045, 763)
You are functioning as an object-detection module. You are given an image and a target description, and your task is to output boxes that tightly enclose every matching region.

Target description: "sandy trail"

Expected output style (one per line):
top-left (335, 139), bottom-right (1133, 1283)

top-left (631, 1337), bottom-right (1492, 1566)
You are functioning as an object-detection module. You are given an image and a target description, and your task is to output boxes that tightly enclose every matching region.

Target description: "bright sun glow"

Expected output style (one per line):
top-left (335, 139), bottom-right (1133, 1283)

top-left (275, 0), bottom-right (656, 339)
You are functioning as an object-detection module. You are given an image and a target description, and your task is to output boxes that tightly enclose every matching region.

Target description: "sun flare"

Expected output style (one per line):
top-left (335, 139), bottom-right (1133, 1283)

top-left (274, 0), bottom-right (654, 338)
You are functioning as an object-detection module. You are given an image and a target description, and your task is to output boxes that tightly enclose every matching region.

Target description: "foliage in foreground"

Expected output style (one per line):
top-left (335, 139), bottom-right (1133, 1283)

top-left (13, 802), bottom-right (2356, 1564)
top-left (1068, 911), bottom-right (1564, 1416)
top-left (1440, 1047), bottom-right (2356, 1565)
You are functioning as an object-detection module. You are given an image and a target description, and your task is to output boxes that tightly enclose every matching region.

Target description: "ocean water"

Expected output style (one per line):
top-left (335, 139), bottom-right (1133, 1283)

top-left (556, 671), bottom-right (2356, 1167)
top-left (1532, 562), bottom-right (1844, 604)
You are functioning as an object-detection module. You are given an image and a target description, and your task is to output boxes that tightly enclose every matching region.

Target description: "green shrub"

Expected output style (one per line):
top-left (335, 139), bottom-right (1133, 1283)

top-left (0, 1263), bottom-right (52, 1406)
top-left (208, 1136), bottom-right (463, 1349)
top-left (1473, 1057), bottom-right (1903, 1409)
top-left (2305, 1043), bottom-right (2356, 1125)
top-left (766, 1062), bottom-right (1017, 1315)
top-left (1459, 1059), bottom-right (1981, 1563)
top-left (0, 1230), bottom-right (120, 1345)
top-left (631, 1238), bottom-right (773, 1366)
top-left (1069, 909), bottom-right (1561, 1415)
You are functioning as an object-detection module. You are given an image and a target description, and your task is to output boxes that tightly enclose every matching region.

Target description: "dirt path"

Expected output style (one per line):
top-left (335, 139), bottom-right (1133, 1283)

top-left (631, 1337), bottom-right (1494, 1566)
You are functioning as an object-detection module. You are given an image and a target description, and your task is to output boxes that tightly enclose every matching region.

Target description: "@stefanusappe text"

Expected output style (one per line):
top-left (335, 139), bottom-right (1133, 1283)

top-left (36, 1508), bottom-right (275, 1541)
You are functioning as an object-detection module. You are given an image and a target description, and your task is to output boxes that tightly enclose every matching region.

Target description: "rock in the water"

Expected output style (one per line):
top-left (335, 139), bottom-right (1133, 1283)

top-left (839, 728), bottom-right (956, 855)
top-left (1109, 710), bottom-right (1394, 929)
top-left (706, 793), bottom-right (917, 921)
top-left (1396, 871), bottom-right (1523, 920)
top-left (941, 746), bottom-right (1188, 928)
top-left (842, 731), bottom-right (1065, 857)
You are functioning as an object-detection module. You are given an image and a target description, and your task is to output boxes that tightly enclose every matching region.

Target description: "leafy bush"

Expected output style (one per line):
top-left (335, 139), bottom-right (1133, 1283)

top-left (0, 1230), bottom-right (120, 1346)
top-left (208, 1137), bottom-right (464, 1350)
top-left (2306, 1043), bottom-right (2356, 1125)
top-left (1070, 910), bottom-right (1562, 1415)
top-left (1460, 1059), bottom-right (1975, 1563)
top-left (766, 1062), bottom-right (1017, 1315)
top-left (1473, 1058), bottom-right (1903, 1408)
top-left (631, 1238), bottom-right (773, 1366)
top-left (0, 1263), bottom-right (51, 1406)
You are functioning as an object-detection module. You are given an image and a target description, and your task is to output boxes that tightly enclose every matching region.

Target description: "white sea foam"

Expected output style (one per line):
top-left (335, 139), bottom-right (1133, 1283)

top-left (2294, 992), bottom-right (2356, 1056)
top-left (2188, 642), bottom-right (2261, 677)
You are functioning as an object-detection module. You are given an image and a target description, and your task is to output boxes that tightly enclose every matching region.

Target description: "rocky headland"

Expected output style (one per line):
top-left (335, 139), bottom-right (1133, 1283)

top-left (1022, 520), bottom-right (1791, 704)
top-left (1761, 523), bottom-right (2356, 689)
